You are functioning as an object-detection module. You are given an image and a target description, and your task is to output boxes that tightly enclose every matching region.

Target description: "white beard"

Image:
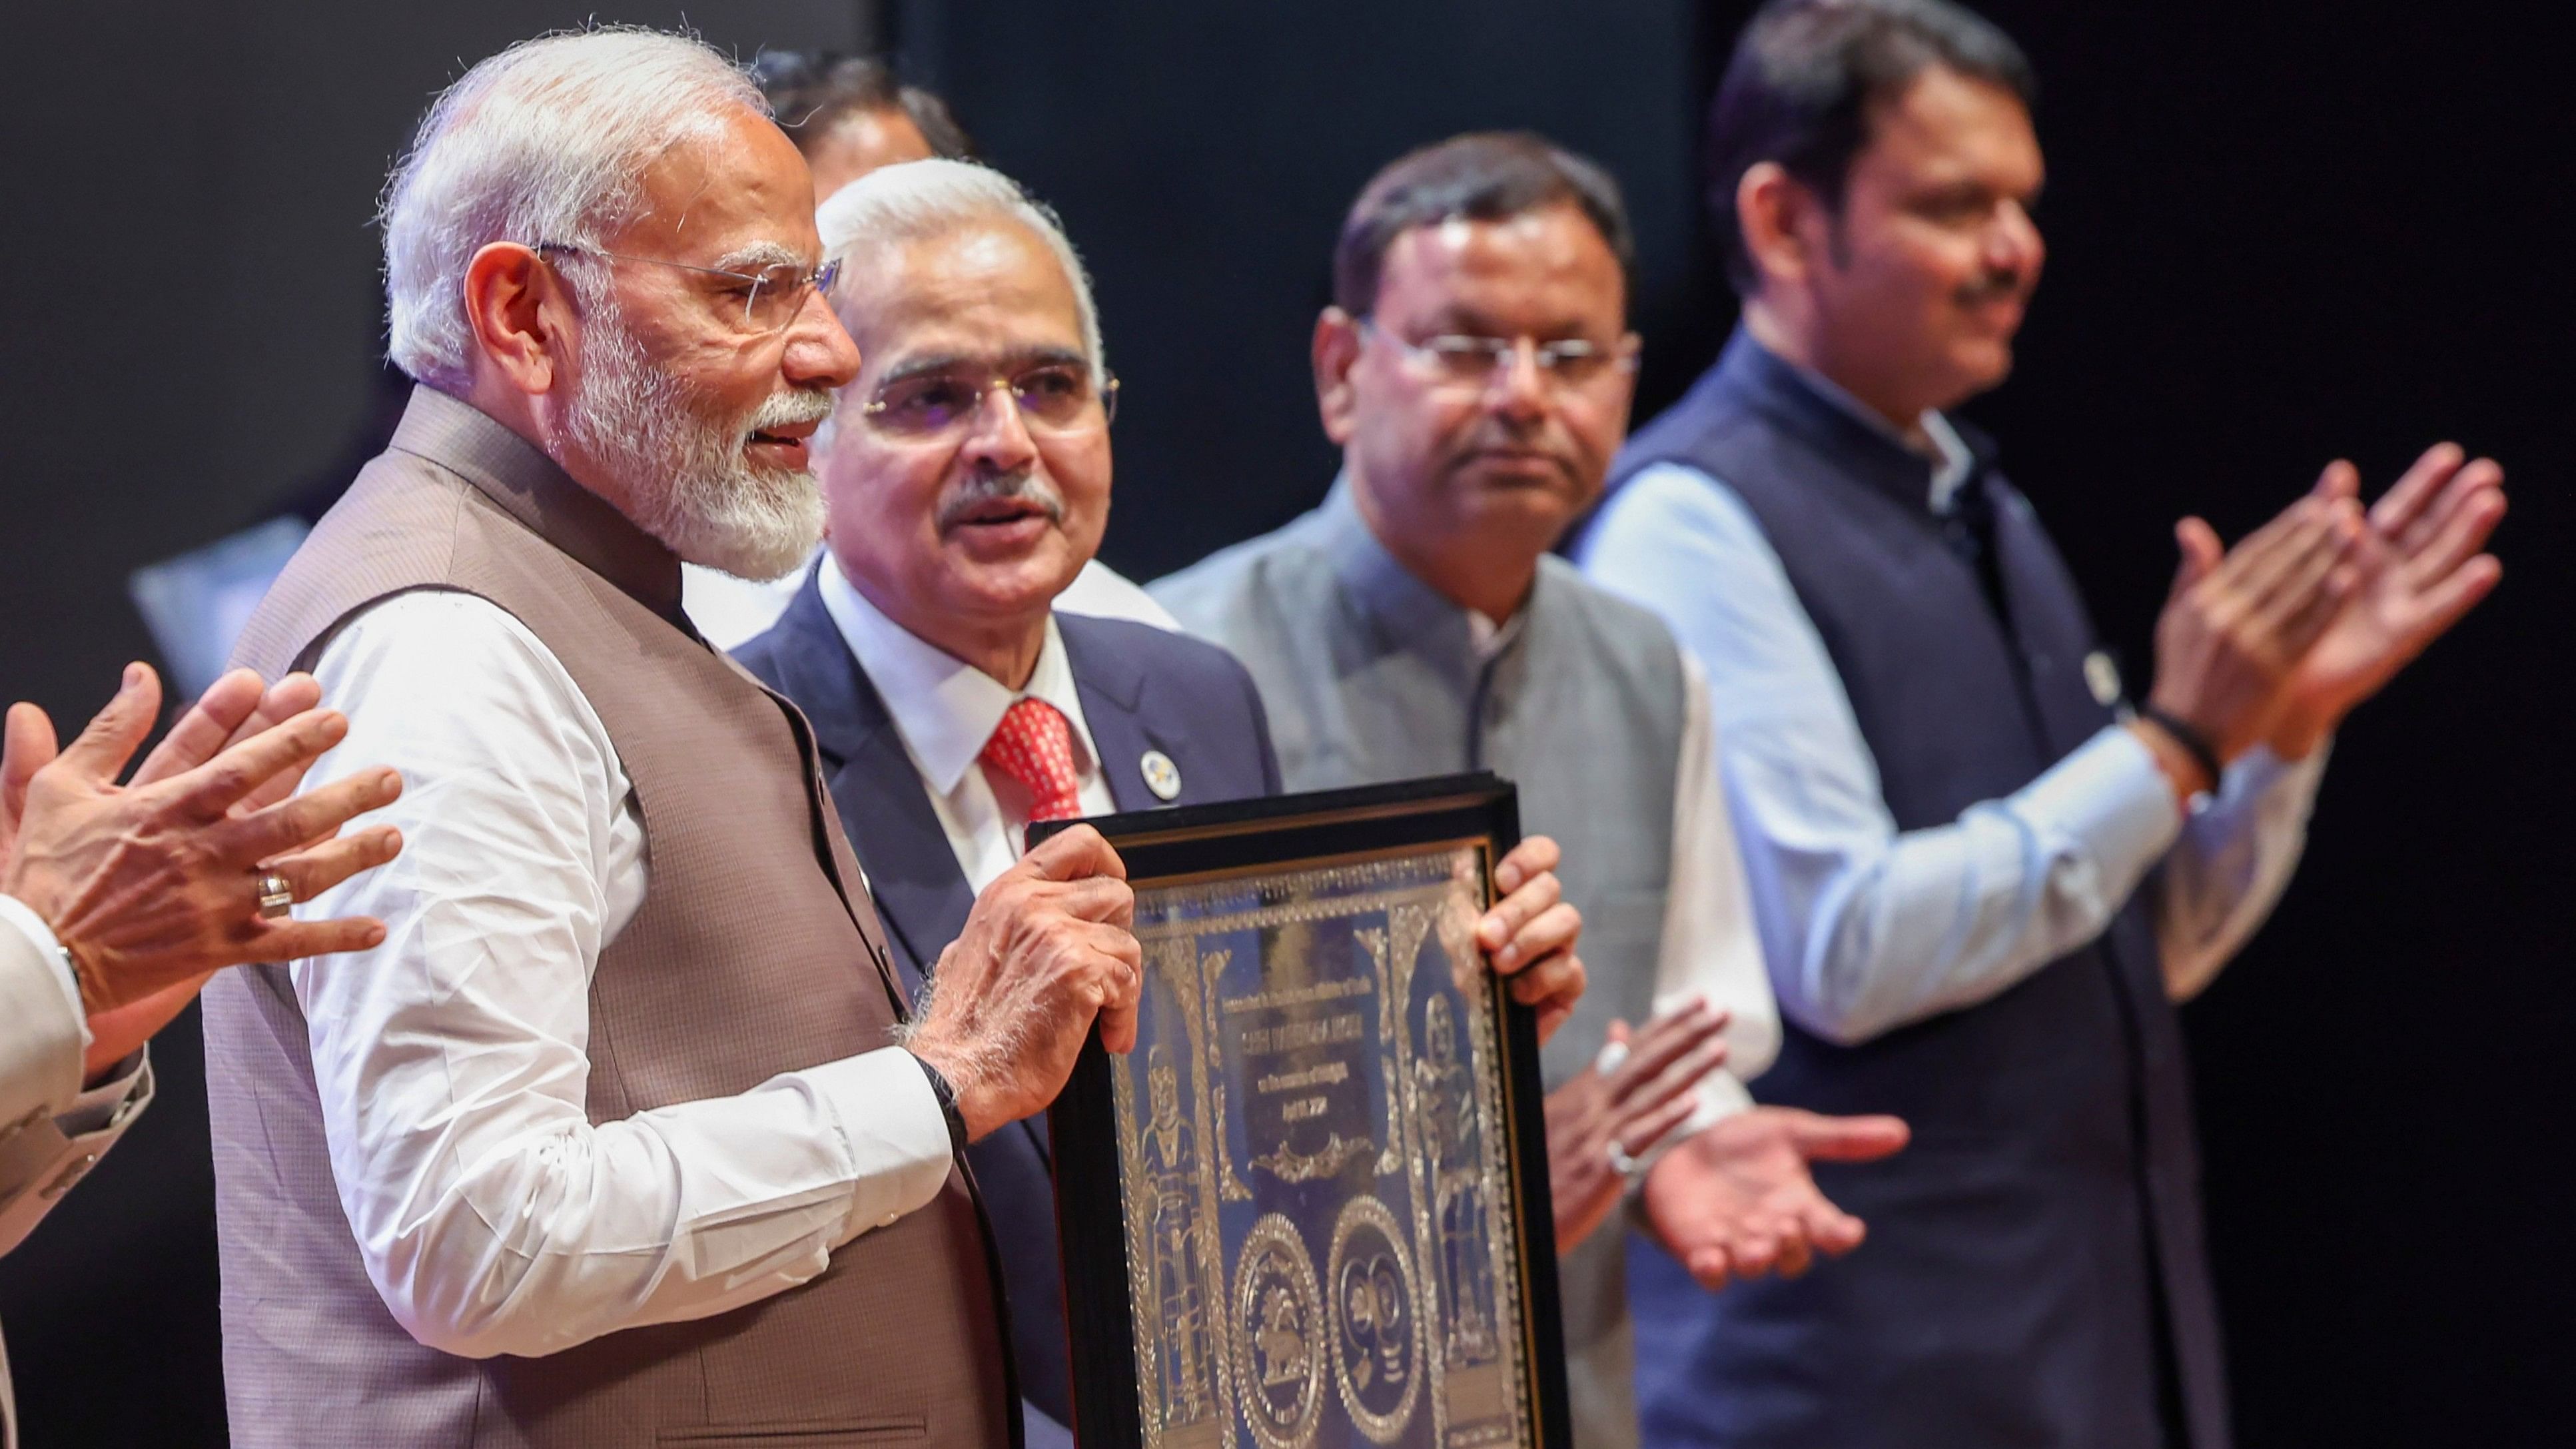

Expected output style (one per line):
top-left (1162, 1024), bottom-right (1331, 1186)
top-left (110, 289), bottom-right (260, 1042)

top-left (561, 296), bottom-right (830, 581)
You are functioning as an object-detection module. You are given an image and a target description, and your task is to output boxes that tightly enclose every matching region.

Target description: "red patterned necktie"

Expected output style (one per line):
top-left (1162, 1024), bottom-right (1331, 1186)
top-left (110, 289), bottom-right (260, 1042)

top-left (980, 697), bottom-right (1086, 825)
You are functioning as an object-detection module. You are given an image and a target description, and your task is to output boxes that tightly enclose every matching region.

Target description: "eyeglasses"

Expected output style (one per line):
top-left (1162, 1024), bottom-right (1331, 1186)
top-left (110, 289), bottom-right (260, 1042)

top-left (533, 242), bottom-right (841, 334)
top-left (1358, 319), bottom-right (1639, 392)
top-left (861, 362), bottom-right (1120, 438)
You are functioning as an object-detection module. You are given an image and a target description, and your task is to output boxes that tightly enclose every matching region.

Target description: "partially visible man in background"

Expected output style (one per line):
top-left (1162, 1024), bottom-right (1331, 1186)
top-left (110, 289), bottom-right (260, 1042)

top-left (753, 50), bottom-right (975, 198)
top-left (1, 663), bottom-right (401, 1445)
top-left (1154, 132), bottom-right (1908, 1449)
top-left (1577, 2), bottom-right (2505, 1445)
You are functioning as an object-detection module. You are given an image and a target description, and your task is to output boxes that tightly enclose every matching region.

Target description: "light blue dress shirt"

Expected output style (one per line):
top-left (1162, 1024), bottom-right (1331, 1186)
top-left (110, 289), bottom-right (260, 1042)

top-left (1573, 447), bottom-right (2329, 1047)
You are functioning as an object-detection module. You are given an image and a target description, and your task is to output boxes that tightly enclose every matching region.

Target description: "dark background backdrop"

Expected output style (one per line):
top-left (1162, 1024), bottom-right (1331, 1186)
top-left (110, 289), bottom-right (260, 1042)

top-left (1, 1), bottom-right (2565, 1443)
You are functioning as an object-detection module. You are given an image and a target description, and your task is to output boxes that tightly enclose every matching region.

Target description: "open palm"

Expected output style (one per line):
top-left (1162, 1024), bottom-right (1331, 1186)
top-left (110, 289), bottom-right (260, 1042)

top-left (2270, 444), bottom-right (2505, 759)
top-left (1640, 1105), bottom-right (1907, 1289)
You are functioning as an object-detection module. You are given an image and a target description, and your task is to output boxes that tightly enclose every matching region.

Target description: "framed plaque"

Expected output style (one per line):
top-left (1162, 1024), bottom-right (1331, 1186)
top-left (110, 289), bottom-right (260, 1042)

top-left (1035, 773), bottom-right (1569, 1449)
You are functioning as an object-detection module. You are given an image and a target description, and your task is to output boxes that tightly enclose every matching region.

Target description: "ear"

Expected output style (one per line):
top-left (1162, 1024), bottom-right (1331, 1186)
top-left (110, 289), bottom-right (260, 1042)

top-left (1313, 306), bottom-right (1365, 446)
top-left (462, 241), bottom-right (578, 398)
top-left (1737, 161), bottom-right (1827, 291)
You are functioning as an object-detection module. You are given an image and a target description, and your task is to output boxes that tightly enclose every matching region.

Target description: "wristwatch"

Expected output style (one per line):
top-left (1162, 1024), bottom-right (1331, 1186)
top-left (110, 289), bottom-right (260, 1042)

top-left (910, 1052), bottom-right (970, 1155)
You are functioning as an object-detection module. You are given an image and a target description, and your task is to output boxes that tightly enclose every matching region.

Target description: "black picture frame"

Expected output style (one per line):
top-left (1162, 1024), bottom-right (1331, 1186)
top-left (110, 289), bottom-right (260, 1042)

top-left (1033, 771), bottom-right (1569, 1449)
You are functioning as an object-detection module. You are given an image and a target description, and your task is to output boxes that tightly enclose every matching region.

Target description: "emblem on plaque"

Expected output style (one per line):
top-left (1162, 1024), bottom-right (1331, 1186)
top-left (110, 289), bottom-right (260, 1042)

top-left (1232, 1214), bottom-right (1326, 1449)
top-left (1328, 1195), bottom-right (1424, 1443)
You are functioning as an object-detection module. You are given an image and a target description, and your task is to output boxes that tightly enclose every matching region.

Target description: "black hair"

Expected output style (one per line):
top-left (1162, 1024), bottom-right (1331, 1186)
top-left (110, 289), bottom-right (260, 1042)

top-left (1332, 131), bottom-right (1635, 318)
top-left (749, 51), bottom-right (976, 162)
top-left (1706, 0), bottom-right (2034, 294)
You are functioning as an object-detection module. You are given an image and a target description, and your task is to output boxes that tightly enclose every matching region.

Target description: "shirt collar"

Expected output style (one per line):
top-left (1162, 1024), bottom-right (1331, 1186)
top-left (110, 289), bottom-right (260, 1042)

top-left (390, 384), bottom-right (687, 621)
top-left (1313, 476), bottom-right (1529, 676)
top-left (1464, 606), bottom-right (1525, 662)
top-left (1779, 356), bottom-right (1976, 514)
top-left (815, 551), bottom-right (1098, 796)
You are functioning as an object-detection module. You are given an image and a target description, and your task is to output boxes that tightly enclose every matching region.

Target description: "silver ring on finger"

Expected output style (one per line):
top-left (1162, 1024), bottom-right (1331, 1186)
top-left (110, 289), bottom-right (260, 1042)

top-left (1605, 1139), bottom-right (1643, 1179)
top-left (255, 871), bottom-right (295, 920)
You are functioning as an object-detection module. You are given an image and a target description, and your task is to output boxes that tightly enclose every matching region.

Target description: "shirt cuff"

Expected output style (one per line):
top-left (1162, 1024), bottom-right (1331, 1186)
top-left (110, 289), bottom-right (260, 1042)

top-left (58, 1051), bottom-right (150, 1138)
top-left (2016, 725), bottom-right (2186, 873)
top-left (2212, 737), bottom-right (2330, 811)
top-left (806, 1046), bottom-right (961, 1242)
top-left (0, 893), bottom-right (89, 1052)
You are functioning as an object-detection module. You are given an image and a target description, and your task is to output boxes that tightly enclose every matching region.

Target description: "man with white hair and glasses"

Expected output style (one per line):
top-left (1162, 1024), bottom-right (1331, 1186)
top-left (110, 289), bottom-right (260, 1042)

top-left (202, 29), bottom-right (1145, 1448)
top-left (737, 159), bottom-right (1621, 1448)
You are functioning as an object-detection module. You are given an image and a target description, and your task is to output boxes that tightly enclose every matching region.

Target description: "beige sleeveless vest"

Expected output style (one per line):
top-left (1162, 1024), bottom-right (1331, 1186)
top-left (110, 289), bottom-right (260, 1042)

top-left (203, 386), bottom-right (1014, 1448)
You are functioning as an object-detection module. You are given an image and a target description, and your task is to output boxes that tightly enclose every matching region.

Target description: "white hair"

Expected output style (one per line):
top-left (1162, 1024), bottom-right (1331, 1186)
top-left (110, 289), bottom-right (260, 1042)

top-left (380, 28), bottom-right (767, 390)
top-left (815, 159), bottom-right (1106, 382)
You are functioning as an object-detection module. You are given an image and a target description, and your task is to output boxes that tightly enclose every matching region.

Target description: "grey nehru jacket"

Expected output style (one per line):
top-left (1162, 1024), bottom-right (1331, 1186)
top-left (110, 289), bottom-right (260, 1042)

top-left (205, 388), bottom-right (1013, 1449)
top-left (1152, 480), bottom-right (1687, 1449)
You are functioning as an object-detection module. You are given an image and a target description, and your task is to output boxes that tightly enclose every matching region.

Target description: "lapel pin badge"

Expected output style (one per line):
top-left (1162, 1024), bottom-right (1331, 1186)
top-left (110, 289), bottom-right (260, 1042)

top-left (2083, 650), bottom-right (2124, 708)
top-left (1139, 749), bottom-right (1182, 802)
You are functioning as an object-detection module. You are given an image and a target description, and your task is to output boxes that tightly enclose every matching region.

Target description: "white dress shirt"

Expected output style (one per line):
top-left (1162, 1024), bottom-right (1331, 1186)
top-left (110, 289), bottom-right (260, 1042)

top-left (817, 553), bottom-right (1116, 891)
top-left (1577, 438), bottom-right (2326, 1047)
top-left (289, 589), bottom-right (955, 1360)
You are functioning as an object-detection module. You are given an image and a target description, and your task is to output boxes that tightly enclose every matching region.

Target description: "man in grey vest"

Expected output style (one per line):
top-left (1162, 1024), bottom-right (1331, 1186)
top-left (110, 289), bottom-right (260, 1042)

top-left (1152, 132), bottom-right (1911, 1449)
top-left (203, 31), bottom-right (1142, 1448)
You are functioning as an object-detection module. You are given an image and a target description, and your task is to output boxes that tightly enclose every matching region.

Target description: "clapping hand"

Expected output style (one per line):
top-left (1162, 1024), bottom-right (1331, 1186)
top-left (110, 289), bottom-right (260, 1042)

top-left (2261, 443), bottom-right (2505, 759)
top-left (1, 664), bottom-right (406, 1078)
top-left (1544, 999), bottom-right (1732, 1254)
top-left (2139, 490), bottom-right (2365, 792)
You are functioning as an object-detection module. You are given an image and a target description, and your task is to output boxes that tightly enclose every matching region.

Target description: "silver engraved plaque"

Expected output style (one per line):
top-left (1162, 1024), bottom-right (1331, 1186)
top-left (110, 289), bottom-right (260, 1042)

top-left (1046, 777), bottom-right (1566, 1449)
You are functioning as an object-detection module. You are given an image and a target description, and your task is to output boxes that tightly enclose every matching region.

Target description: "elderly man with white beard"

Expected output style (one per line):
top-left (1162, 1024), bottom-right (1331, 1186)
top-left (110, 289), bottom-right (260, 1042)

top-left (200, 29), bottom-right (1144, 1449)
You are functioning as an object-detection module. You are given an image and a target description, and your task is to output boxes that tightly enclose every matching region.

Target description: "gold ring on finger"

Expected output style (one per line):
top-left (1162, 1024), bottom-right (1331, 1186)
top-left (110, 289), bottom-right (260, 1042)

top-left (256, 871), bottom-right (295, 920)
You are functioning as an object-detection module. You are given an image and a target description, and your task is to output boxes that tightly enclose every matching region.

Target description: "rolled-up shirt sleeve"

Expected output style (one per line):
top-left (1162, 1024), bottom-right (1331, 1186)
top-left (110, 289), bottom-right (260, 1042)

top-left (296, 591), bottom-right (954, 1361)
top-left (1578, 464), bottom-right (2211, 1046)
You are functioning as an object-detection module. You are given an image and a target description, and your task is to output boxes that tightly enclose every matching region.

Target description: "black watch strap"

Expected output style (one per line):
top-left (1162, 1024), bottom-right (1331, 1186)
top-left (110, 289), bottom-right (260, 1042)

top-left (911, 1052), bottom-right (971, 1155)
top-left (2138, 704), bottom-right (2225, 793)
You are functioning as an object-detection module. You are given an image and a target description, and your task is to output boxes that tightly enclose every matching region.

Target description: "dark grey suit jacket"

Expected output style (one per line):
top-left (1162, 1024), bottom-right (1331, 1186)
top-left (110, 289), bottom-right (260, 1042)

top-left (735, 571), bottom-right (1282, 1432)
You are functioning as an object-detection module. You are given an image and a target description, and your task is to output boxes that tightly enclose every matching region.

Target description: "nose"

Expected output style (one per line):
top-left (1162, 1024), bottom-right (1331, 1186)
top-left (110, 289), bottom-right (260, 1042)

top-left (958, 380), bottom-right (1040, 471)
top-left (1988, 199), bottom-right (2044, 281)
top-left (783, 286), bottom-right (862, 390)
top-left (1485, 338), bottom-right (1549, 420)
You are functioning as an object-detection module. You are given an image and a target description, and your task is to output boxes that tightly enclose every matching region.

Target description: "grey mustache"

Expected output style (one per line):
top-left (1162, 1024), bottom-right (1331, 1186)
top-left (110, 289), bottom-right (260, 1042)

top-left (748, 387), bottom-right (835, 435)
top-left (937, 470), bottom-right (1066, 530)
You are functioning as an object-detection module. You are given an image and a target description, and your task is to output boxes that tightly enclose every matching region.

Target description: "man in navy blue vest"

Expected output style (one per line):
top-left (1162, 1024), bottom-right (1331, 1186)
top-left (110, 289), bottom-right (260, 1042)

top-left (739, 158), bottom-right (1590, 1448)
top-left (1573, 3), bottom-right (2507, 1446)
